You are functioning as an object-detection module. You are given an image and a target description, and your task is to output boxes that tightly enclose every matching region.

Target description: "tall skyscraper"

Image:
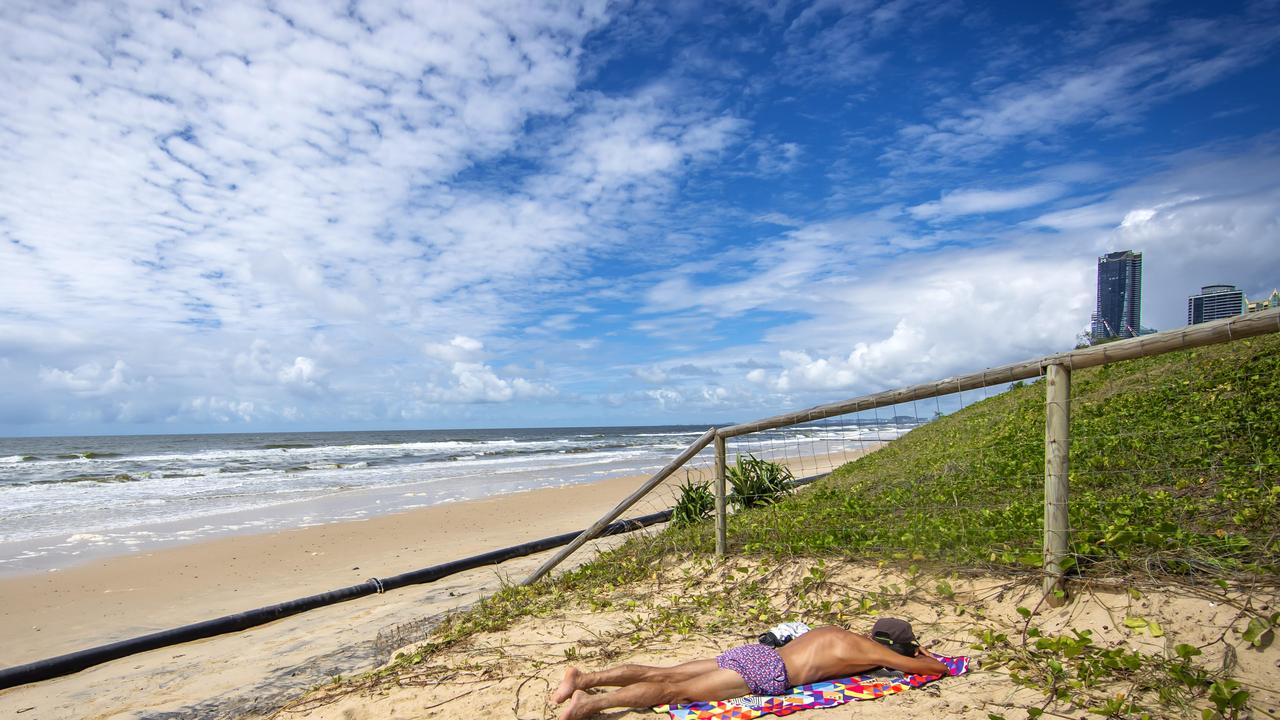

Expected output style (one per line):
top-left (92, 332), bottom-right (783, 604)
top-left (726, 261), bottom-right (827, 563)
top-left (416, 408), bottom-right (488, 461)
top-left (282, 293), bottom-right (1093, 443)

top-left (1187, 284), bottom-right (1246, 324)
top-left (1246, 289), bottom-right (1280, 313)
top-left (1091, 250), bottom-right (1142, 340)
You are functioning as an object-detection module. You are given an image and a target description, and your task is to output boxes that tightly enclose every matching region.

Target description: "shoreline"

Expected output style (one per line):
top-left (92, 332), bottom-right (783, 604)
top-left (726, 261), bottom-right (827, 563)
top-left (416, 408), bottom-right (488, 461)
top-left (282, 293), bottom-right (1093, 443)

top-left (0, 469), bottom-right (665, 667)
top-left (0, 447), bottom-right (867, 662)
top-left (0, 457), bottom-right (687, 578)
top-left (0, 424), bottom-right (726, 576)
top-left (0, 446), bottom-right (872, 720)
top-left (0, 469), bottom-right (671, 579)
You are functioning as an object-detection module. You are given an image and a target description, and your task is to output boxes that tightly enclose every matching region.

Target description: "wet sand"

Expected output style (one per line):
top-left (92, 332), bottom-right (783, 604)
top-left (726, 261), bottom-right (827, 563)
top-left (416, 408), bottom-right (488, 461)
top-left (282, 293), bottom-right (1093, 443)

top-left (0, 448), bottom-right (869, 719)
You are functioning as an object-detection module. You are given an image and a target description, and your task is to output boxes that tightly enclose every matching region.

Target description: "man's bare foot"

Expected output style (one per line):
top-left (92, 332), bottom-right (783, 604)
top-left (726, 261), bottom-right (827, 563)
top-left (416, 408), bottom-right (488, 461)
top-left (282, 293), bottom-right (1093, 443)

top-left (551, 667), bottom-right (582, 704)
top-left (557, 689), bottom-right (590, 720)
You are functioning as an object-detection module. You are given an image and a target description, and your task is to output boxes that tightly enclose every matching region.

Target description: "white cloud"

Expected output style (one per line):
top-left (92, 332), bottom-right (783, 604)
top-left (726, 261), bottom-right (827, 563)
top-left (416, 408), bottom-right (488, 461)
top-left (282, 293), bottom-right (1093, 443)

top-left (38, 360), bottom-right (134, 397)
top-left (424, 336), bottom-right (487, 363)
top-left (777, 0), bottom-right (961, 84)
top-left (428, 362), bottom-right (556, 404)
top-left (232, 340), bottom-right (325, 394)
top-left (1028, 203), bottom-right (1125, 231)
top-left (910, 183), bottom-right (1066, 219)
top-left (539, 88), bottom-right (745, 209)
top-left (755, 140), bottom-right (802, 174)
top-left (0, 2), bottom-right (1275, 433)
top-left (0, 0), bottom-right (746, 429)
top-left (511, 377), bottom-right (558, 399)
top-left (232, 341), bottom-right (277, 384)
top-left (634, 366), bottom-right (668, 384)
top-left (754, 212), bottom-right (805, 227)
top-left (180, 396), bottom-right (259, 424)
top-left (892, 14), bottom-right (1279, 167)
top-left (277, 356), bottom-right (321, 390)
top-left (744, 249), bottom-right (1094, 394)
top-left (643, 208), bottom-right (909, 317)
top-left (644, 388), bottom-right (684, 410)
top-left (448, 363), bottom-right (521, 403)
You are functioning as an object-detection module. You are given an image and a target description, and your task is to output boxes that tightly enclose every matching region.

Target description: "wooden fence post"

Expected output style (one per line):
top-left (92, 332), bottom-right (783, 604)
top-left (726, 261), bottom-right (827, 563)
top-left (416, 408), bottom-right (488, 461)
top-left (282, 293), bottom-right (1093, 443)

top-left (1043, 362), bottom-right (1071, 605)
top-left (715, 433), bottom-right (727, 557)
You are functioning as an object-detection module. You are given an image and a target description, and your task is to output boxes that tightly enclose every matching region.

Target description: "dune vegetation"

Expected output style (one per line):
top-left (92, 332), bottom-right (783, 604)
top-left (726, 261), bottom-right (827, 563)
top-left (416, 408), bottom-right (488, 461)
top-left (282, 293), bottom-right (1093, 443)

top-left (283, 333), bottom-right (1279, 719)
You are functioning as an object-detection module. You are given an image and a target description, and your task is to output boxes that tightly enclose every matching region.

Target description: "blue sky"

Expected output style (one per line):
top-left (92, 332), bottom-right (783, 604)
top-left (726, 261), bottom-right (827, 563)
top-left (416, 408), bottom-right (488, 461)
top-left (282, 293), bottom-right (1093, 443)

top-left (1, 0), bottom-right (1278, 436)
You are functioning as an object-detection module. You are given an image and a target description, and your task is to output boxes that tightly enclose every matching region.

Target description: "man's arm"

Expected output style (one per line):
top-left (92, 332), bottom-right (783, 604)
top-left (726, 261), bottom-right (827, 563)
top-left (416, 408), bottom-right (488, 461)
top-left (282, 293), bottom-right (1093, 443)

top-left (866, 643), bottom-right (948, 676)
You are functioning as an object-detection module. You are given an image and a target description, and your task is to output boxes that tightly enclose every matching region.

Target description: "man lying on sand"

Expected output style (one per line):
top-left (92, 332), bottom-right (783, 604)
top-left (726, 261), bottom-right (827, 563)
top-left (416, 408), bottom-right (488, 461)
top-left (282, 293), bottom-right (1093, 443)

top-left (550, 618), bottom-right (947, 720)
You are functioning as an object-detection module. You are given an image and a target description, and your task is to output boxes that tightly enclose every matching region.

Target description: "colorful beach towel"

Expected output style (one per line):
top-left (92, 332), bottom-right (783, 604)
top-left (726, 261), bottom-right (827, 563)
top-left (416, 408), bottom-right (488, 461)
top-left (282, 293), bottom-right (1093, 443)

top-left (657, 655), bottom-right (968, 720)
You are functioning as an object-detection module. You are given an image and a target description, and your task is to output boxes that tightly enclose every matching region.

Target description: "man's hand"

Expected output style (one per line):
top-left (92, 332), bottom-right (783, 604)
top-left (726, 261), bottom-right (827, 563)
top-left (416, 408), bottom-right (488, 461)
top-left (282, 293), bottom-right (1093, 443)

top-left (868, 639), bottom-right (947, 677)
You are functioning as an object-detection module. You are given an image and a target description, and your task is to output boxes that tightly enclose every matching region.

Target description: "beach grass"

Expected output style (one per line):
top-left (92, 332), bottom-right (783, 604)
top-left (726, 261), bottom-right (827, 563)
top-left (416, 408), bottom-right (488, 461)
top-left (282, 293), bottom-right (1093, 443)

top-left (683, 332), bottom-right (1280, 578)
top-left (451, 332), bottom-right (1273, 623)
top-left (284, 332), bottom-right (1280, 719)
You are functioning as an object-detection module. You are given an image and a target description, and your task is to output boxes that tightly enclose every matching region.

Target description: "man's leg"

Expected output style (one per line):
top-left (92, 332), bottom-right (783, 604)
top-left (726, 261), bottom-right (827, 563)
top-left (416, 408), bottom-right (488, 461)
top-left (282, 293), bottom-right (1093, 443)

top-left (552, 659), bottom-right (717, 702)
top-left (558, 667), bottom-right (749, 720)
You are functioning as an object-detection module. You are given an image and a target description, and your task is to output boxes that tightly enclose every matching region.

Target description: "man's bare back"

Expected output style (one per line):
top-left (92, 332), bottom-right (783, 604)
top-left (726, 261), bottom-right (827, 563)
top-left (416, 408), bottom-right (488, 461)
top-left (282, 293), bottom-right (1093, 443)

top-left (550, 624), bottom-right (948, 720)
top-left (777, 626), bottom-right (946, 685)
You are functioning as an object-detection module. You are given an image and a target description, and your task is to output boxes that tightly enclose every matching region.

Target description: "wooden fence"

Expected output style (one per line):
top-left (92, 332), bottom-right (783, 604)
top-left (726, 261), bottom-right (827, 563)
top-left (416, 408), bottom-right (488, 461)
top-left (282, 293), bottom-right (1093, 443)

top-left (523, 307), bottom-right (1280, 598)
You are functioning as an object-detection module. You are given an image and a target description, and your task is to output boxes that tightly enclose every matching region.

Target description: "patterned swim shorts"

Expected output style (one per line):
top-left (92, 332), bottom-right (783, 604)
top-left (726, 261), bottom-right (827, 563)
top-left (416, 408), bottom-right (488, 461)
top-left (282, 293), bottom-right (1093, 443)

top-left (717, 643), bottom-right (789, 696)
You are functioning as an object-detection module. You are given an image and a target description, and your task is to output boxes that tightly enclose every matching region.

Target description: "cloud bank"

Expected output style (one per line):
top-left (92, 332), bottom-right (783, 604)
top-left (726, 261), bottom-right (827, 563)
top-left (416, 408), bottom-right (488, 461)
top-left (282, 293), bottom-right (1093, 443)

top-left (1, 0), bottom-right (1277, 434)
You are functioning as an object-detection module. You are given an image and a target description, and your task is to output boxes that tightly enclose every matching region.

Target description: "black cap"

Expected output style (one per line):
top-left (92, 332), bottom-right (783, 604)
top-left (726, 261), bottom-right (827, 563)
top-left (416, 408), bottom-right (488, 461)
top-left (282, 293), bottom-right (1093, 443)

top-left (872, 617), bottom-right (919, 657)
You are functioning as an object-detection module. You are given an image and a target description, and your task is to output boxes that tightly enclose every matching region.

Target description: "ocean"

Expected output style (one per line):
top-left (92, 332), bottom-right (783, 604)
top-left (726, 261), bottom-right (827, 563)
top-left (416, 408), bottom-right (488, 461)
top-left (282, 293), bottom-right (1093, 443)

top-left (0, 422), bottom-right (912, 574)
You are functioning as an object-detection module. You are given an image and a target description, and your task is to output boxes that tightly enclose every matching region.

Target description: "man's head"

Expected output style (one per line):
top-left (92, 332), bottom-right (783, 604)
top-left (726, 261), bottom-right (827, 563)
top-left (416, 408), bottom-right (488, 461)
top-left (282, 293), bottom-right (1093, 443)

top-left (871, 617), bottom-right (919, 656)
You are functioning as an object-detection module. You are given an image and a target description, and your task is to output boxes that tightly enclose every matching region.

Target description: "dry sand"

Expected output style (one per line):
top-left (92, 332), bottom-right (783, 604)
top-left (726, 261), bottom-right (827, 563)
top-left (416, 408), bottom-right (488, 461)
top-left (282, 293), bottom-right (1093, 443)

top-left (0, 449), bottom-right (864, 719)
top-left (276, 560), bottom-right (1280, 720)
top-left (0, 470), bottom-right (668, 719)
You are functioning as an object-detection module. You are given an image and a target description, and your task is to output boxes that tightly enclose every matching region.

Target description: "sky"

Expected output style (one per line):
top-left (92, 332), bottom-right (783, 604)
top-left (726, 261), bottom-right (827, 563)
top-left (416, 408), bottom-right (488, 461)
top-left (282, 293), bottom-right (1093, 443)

top-left (1, 0), bottom-right (1278, 436)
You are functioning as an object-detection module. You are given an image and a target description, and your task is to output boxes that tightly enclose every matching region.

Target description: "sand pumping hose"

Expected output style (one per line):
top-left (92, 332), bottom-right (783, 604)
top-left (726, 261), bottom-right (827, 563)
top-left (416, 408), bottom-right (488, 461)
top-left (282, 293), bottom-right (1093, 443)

top-left (0, 509), bottom-right (672, 690)
top-left (0, 471), bottom-right (830, 690)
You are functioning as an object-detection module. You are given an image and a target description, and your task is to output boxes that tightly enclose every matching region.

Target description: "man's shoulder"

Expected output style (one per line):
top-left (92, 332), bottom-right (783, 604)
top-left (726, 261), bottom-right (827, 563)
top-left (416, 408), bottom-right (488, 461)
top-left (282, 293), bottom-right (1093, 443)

top-left (808, 627), bottom-right (873, 649)
top-left (829, 631), bottom-right (885, 661)
top-left (819, 627), bottom-right (871, 644)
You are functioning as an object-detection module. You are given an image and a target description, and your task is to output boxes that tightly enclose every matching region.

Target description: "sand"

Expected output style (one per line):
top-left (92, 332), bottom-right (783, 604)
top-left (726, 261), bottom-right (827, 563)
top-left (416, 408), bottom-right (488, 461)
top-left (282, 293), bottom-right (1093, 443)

top-left (0, 471), bottom-right (668, 719)
top-left (274, 560), bottom-right (1280, 720)
top-left (4, 441), bottom-right (1274, 720)
top-left (0, 449), bottom-right (865, 719)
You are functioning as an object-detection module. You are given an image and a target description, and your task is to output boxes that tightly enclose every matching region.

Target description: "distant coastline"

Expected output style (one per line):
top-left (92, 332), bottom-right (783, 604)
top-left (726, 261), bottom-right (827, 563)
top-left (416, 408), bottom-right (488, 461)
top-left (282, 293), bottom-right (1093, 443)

top-left (0, 422), bottom-right (911, 575)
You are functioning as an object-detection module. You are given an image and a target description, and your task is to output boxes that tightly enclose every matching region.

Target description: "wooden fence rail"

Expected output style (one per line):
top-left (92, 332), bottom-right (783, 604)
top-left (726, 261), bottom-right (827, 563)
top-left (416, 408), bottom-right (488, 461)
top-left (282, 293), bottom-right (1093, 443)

top-left (523, 308), bottom-right (1280, 591)
top-left (718, 307), bottom-right (1280, 438)
top-left (521, 427), bottom-right (716, 585)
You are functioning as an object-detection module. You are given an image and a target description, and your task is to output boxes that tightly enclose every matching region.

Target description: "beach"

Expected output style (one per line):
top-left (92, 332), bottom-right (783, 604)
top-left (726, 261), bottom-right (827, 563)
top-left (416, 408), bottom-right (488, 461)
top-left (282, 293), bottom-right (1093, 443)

top-left (273, 559), bottom-right (1280, 720)
top-left (0, 446), bottom-right (869, 719)
top-left (0, 424), bottom-right (905, 577)
top-left (0, 471), bottom-right (664, 719)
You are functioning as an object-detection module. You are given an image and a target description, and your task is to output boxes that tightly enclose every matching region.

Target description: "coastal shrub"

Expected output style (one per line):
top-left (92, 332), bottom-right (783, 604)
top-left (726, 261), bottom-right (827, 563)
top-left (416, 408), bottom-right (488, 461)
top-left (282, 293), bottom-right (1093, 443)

top-left (714, 332), bottom-right (1280, 578)
top-left (313, 333), bottom-right (1280, 720)
top-left (671, 478), bottom-right (715, 527)
top-left (726, 454), bottom-right (794, 511)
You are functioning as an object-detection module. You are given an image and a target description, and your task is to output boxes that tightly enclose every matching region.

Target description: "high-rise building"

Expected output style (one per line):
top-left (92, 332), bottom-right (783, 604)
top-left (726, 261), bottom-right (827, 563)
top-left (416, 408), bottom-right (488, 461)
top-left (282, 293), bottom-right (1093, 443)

top-left (1188, 285), bottom-right (1246, 324)
top-left (1247, 289), bottom-right (1280, 313)
top-left (1091, 250), bottom-right (1142, 339)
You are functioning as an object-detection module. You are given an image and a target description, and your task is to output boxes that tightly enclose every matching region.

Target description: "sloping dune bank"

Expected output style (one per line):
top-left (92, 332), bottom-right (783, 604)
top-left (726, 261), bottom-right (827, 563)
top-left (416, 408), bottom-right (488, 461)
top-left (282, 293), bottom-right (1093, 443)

top-left (275, 560), bottom-right (1279, 720)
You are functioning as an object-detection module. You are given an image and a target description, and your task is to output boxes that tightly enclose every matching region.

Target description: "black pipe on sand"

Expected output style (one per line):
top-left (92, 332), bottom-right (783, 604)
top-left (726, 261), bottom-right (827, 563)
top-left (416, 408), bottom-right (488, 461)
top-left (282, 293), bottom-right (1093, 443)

top-left (0, 510), bottom-right (672, 690)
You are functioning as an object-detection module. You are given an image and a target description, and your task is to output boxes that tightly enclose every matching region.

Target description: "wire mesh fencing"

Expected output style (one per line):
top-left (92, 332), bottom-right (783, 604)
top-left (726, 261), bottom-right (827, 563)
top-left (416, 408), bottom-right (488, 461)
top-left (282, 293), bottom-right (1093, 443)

top-left (609, 428), bottom-right (720, 531)
top-left (527, 309), bottom-right (1280, 591)
top-left (1061, 335), bottom-right (1279, 584)
top-left (717, 378), bottom-right (1049, 574)
top-left (713, 322), bottom-right (1279, 590)
top-left (521, 427), bottom-right (721, 584)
